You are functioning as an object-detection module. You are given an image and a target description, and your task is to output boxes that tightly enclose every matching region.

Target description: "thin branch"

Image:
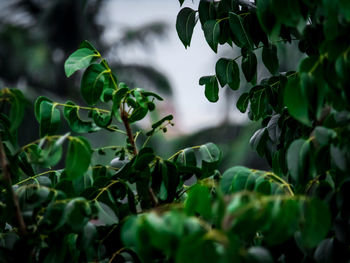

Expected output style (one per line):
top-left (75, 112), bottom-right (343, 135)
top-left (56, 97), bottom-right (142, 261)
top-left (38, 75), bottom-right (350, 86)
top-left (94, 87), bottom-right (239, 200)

top-left (100, 56), bottom-right (160, 208)
top-left (148, 188), bottom-right (159, 207)
top-left (168, 145), bottom-right (202, 160)
top-left (14, 169), bottom-right (58, 186)
top-left (108, 247), bottom-right (126, 263)
top-left (54, 103), bottom-right (110, 114)
top-left (120, 103), bottom-right (138, 155)
top-left (92, 180), bottom-right (120, 202)
top-left (0, 136), bottom-right (27, 235)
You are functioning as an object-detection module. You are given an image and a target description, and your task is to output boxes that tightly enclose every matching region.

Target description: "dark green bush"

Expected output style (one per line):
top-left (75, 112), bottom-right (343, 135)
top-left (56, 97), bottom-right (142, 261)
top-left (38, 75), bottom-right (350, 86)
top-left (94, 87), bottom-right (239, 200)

top-left (0, 0), bottom-right (350, 262)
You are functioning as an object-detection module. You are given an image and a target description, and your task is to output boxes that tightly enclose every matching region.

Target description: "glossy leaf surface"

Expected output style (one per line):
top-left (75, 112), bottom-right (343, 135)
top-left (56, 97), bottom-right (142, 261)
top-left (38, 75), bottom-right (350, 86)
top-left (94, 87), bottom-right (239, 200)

top-left (64, 48), bottom-right (99, 77)
top-left (176, 7), bottom-right (197, 48)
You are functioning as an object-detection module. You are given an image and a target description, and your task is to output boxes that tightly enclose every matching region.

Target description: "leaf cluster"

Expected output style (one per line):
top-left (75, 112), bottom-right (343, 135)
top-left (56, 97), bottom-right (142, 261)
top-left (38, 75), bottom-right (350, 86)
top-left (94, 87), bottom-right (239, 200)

top-left (1, 0), bottom-right (350, 262)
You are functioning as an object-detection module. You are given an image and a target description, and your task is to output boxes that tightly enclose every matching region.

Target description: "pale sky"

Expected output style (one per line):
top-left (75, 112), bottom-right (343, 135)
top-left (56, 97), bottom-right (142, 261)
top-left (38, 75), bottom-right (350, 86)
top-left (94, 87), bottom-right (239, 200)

top-left (100, 0), bottom-right (247, 133)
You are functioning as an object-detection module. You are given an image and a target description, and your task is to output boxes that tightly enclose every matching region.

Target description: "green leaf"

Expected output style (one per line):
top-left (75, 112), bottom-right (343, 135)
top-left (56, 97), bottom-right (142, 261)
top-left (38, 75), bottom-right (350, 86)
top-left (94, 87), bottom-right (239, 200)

top-left (299, 199), bottom-right (331, 248)
top-left (219, 0), bottom-right (239, 13)
top-left (242, 50), bottom-right (257, 83)
top-left (229, 12), bottom-right (253, 49)
top-left (286, 139), bottom-right (304, 183)
top-left (39, 101), bottom-right (60, 137)
top-left (339, 0), bottom-right (350, 21)
top-left (134, 148), bottom-right (155, 171)
top-left (34, 96), bottom-right (52, 121)
top-left (257, 0), bottom-right (280, 39)
top-left (266, 114), bottom-right (281, 143)
top-left (141, 213), bottom-right (172, 250)
top-left (255, 179), bottom-right (271, 195)
top-left (17, 185), bottom-right (52, 210)
top-left (128, 107), bottom-right (148, 123)
top-left (63, 101), bottom-right (98, 133)
top-left (94, 200), bottom-right (119, 225)
top-left (176, 8), bottom-right (197, 48)
top-left (221, 166), bottom-right (251, 194)
top-left (40, 137), bottom-right (65, 167)
top-left (221, 167), bottom-right (283, 195)
top-left (5, 89), bottom-right (26, 132)
top-left (40, 201), bottom-right (67, 230)
top-left (142, 91), bottom-right (163, 101)
top-left (149, 211), bottom-right (186, 252)
top-left (126, 97), bottom-right (137, 108)
top-left (92, 110), bottom-right (112, 128)
top-left (236, 92), bottom-right (249, 113)
top-left (134, 88), bottom-right (148, 109)
top-left (263, 198), bottom-right (300, 245)
top-left (177, 148), bottom-right (197, 167)
top-left (262, 44), bottom-right (279, 75)
top-left (65, 137), bottom-right (91, 180)
top-left (112, 84), bottom-right (129, 117)
top-left (203, 20), bottom-right (220, 53)
top-left (151, 114), bottom-right (173, 129)
top-left (198, 1), bottom-right (215, 26)
top-left (64, 48), bottom-right (100, 77)
top-left (330, 145), bottom-right (349, 171)
top-left (301, 72), bottom-right (327, 120)
top-left (245, 11), bottom-right (269, 48)
top-left (299, 70), bottom-right (321, 111)
top-left (215, 58), bottom-right (240, 90)
top-left (271, 0), bottom-right (302, 28)
top-left (199, 75), bottom-right (219, 102)
top-left (199, 142), bottom-right (222, 168)
top-left (284, 75), bottom-right (311, 126)
top-left (64, 198), bottom-right (91, 232)
top-left (185, 184), bottom-right (212, 219)
top-left (79, 222), bottom-right (97, 260)
top-left (249, 128), bottom-right (268, 156)
top-left (101, 73), bottom-right (118, 102)
top-left (81, 63), bottom-right (107, 105)
top-left (24, 144), bottom-right (42, 164)
top-left (314, 126), bottom-right (336, 146)
top-left (176, 232), bottom-right (219, 263)
top-left (335, 53), bottom-right (349, 82)
top-left (79, 40), bottom-right (98, 52)
top-left (121, 216), bottom-right (139, 248)
top-left (250, 86), bottom-right (269, 120)
top-left (162, 161), bottom-right (180, 202)
top-left (286, 139), bottom-right (315, 184)
top-left (17, 152), bottom-right (35, 177)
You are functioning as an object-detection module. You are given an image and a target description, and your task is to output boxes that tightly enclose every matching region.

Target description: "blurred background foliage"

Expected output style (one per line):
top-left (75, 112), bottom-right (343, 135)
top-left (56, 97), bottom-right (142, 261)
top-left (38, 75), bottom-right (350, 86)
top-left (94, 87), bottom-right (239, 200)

top-left (0, 0), bottom-right (172, 159)
top-left (0, 0), bottom-right (305, 171)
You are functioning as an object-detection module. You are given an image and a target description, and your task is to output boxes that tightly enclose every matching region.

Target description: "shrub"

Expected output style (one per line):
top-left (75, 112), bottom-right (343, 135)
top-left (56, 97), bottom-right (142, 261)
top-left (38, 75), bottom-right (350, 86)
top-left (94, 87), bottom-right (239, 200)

top-left (0, 0), bottom-right (350, 262)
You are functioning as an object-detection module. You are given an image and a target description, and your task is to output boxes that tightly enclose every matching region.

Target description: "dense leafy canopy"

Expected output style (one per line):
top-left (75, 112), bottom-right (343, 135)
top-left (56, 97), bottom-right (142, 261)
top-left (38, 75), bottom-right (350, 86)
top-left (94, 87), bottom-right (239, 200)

top-left (0, 0), bottom-right (350, 262)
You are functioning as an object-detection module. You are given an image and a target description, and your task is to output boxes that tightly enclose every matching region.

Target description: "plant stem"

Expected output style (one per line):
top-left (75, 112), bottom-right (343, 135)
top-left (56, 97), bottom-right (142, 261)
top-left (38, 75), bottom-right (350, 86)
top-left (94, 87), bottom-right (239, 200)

top-left (264, 171), bottom-right (294, 196)
top-left (54, 103), bottom-right (110, 113)
top-left (101, 57), bottom-right (159, 207)
top-left (148, 187), bottom-right (159, 207)
top-left (120, 103), bottom-right (138, 155)
top-left (168, 145), bottom-right (201, 160)
top-left (92, 180), bottom-right (120, 202)
top-left (0, 136), bottom-right (27, 235)
top-left (14, 169), bottom-right (58, 186)
top-left (108, 247), bottom-right (126, 263)
top-left (20, 135), bottom-right (71, 152)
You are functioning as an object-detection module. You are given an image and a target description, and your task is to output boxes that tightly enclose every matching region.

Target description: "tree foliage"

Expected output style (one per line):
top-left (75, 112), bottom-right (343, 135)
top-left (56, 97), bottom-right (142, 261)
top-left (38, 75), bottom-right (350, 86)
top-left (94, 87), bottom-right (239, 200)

top-left (0, 0), bottom-right (350, 262)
